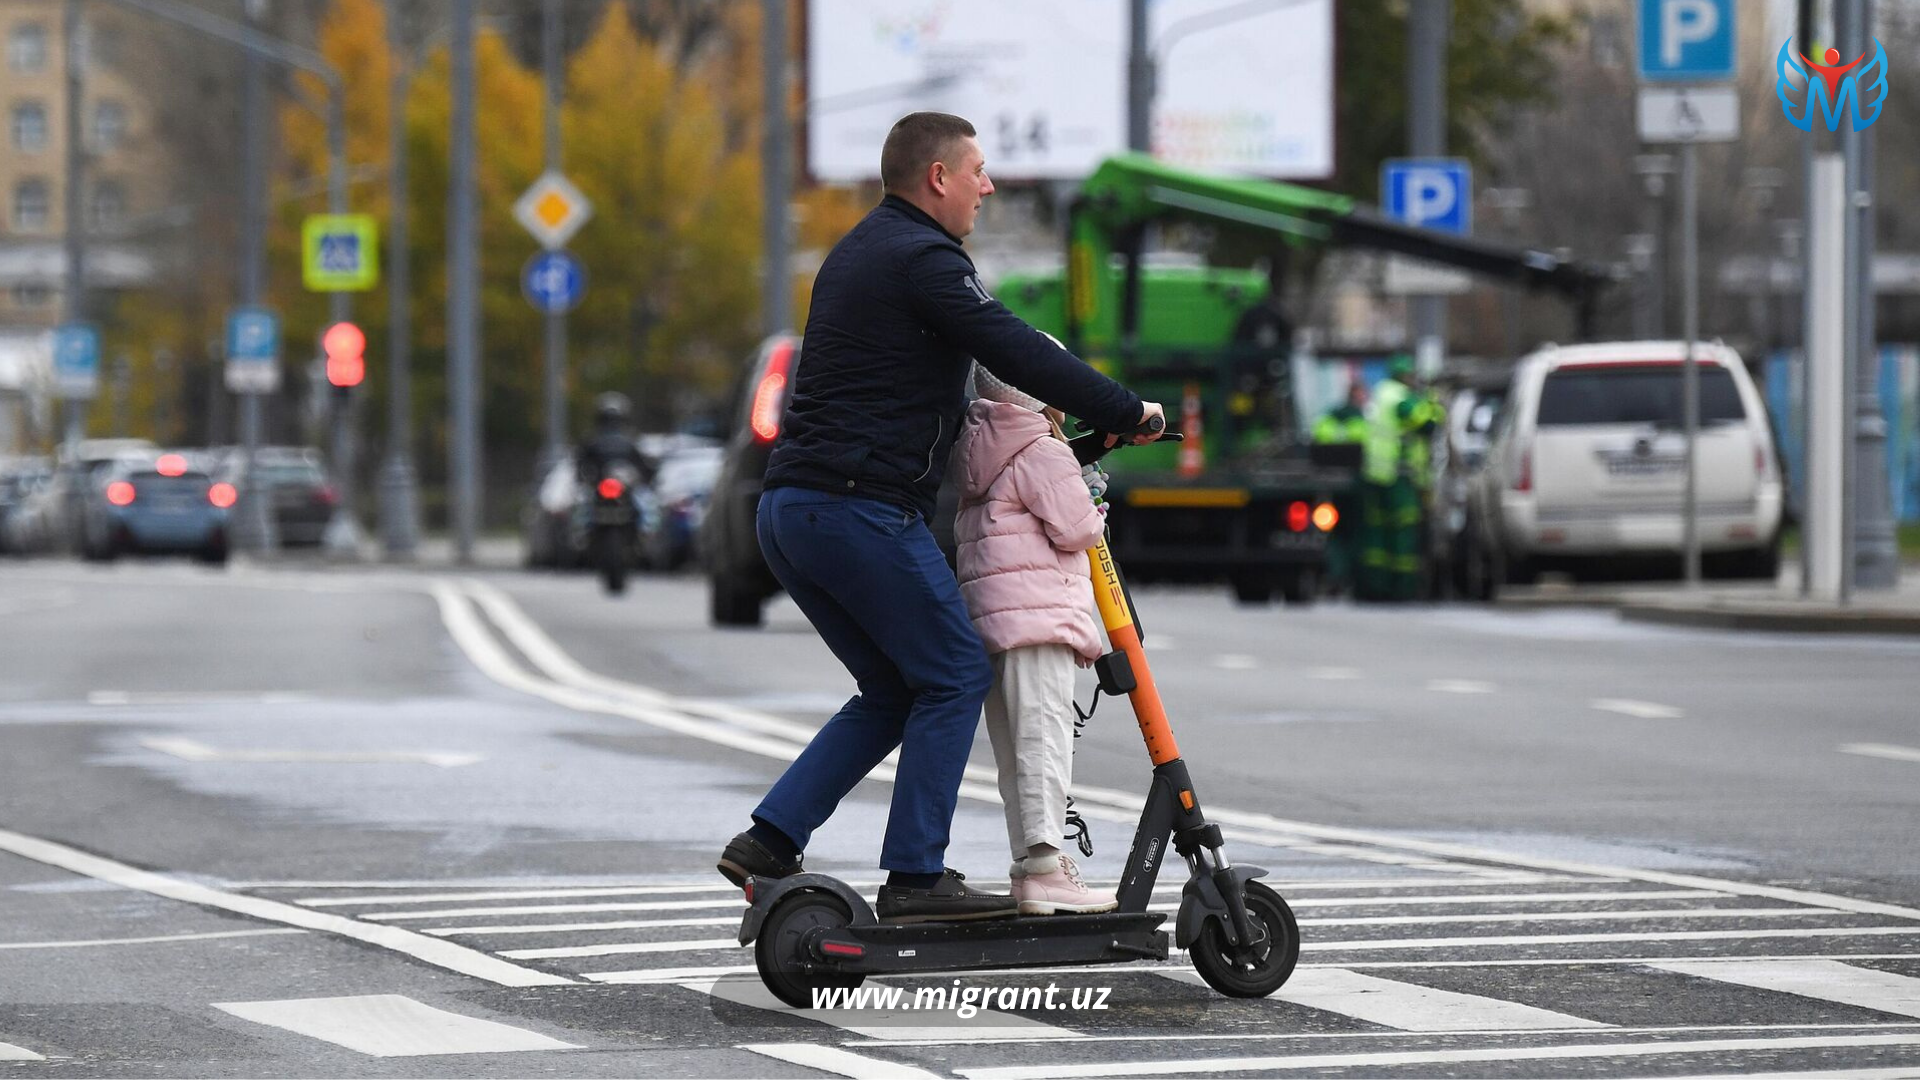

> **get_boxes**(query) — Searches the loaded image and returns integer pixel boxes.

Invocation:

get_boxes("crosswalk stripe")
[0,1041,44,1061]
[680,977,1083,1043]
[1653,959,1920,1020]
[1306,925,1920,951]
[367,898,745,920]
[741,1043,941,1079]
[297,884,744,906]
[425,916,737,937]
[213,995,580,1057]
[586,964,756,983]
[1155,967,1608,1031]
[503,938,740,959]
[953,1034,1920,1079]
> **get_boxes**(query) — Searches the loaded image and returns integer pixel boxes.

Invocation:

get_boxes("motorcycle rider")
[575,392,653,490]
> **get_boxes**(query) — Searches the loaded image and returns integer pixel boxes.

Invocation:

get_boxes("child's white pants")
[983,643,1079,858]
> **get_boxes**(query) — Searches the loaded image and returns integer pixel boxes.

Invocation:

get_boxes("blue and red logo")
[1777,38,1888,132]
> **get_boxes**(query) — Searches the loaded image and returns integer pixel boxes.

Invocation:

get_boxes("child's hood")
[954,398,1053,500]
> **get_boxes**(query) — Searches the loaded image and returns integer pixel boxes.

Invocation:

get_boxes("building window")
[90,179,124,230]
[11,101,48,152]
[91,100,126,152]
[10,282,53,309]
[13,179,50,232]
[7,23,48,73]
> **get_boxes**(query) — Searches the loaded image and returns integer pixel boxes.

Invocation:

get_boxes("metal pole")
[761,0,792,339]
[449,0,480,563]
[1807,154,1847,602]
[1797,0,1815,595]
[320,81,359,558]
[1407,0,1450,373]
[61,0,85,450]
[378,0,418,559]
[540,0,567,470]
[1127,0,1151,153]
[1849,0,1896,589]
[1680,141,1701,587]
[235,0,277,554]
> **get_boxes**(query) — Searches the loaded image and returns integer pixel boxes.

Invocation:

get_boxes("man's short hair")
[880,112,976,194]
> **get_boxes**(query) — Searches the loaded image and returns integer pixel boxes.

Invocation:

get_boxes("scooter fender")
[1175,864,1269,950]
[735,873,877,946]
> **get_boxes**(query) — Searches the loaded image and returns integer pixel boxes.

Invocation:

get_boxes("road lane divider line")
[1840,743,1920,765]
[850,1020,1920,1049]
[688,976,1083,1044]
[1591,698,1686,719]
[425,916,738,937]
[1651,959,1920,1021]
[0,1041,44,1062]
[1154,965,1609,1031]
[0,826,571,987]
[213,994,580,1057]
[951,1033,1920,1079]
[438,580,1920,924]
[504,938,741,959]
[296,884,747,906]
[0,928,305,950]
[741,1043,942,1080]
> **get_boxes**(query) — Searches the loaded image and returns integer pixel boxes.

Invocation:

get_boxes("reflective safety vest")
[1313,405,1367,445]
[1363,377,1411,485]
[1403,391,1446,491]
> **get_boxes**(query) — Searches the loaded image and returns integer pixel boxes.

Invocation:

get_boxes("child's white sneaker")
[1011,853,1117,915]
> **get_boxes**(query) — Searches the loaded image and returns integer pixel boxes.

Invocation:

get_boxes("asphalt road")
[1,557,1917,1079]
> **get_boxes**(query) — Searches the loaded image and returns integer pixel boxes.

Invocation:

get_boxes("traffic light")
[323,321,365,388]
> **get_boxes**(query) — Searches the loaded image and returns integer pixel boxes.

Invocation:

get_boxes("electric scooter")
[735,416,1301,1007]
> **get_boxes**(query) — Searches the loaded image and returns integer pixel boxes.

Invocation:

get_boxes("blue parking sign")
[1639,0,1735,82]
[52,324,99,399]
[1382,159,1472,235]
[226,307,281,393]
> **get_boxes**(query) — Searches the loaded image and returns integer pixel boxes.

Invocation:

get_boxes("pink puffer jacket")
[951,399,1107,661]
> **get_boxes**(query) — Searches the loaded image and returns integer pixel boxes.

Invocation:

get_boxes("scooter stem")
[1087,537,1180,765]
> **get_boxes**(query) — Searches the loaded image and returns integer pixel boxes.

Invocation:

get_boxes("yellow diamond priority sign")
[514,172,593,250]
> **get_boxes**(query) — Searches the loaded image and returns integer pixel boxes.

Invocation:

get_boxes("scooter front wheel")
[1189,880,1299,997]
[755,891,866,1009]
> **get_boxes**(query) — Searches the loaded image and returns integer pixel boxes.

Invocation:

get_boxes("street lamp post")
[378,0,419,560]
[1633,153,1674,340]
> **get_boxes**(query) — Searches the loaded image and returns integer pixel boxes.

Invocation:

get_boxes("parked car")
[1431,373,1509,599]
[9,439,157,555]
[219,447,336,547]
[80,451,232,564]
[0,457,51,555]
[1462,341,1783,592]
[644,445,724,571]
[702,334,961,627]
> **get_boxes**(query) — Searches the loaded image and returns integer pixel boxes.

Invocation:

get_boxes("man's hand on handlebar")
[1105,402,1167,448]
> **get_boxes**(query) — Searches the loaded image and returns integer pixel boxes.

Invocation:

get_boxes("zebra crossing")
[9,865,1869,1076]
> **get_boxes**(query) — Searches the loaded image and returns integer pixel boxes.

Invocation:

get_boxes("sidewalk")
[1497,565,1920,635]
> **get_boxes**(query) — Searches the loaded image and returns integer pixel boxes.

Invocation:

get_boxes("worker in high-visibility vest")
[1312,382,1368,594]
[1357,356,1441,602]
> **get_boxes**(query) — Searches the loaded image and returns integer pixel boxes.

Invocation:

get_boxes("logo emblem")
[1777,38,1888,132]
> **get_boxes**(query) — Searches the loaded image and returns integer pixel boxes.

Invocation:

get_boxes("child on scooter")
[951,363,1119,915]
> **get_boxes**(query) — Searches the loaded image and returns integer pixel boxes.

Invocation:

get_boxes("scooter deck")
[813,912,1169,976]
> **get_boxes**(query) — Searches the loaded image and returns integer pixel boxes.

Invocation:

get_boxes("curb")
[1618,603,1920,636]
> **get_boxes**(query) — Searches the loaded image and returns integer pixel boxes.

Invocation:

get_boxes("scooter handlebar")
[1070,417,1182,466]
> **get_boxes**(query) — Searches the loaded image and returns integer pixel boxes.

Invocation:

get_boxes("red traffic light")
[323,321,365,388]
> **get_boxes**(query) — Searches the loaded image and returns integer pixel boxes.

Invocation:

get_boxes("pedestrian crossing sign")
[301,214,380,292]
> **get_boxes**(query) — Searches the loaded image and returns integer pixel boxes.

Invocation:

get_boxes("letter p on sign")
[1640,0,1734,81]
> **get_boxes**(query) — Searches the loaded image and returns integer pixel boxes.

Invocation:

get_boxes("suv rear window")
[1537,365,1745,427]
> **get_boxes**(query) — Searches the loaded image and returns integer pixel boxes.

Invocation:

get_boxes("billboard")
[806,0,1334,182]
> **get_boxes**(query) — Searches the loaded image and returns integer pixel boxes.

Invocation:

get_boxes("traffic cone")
[1178,382,1205,478]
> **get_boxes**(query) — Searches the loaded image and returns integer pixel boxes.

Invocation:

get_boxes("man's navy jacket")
[764,195,1143,520]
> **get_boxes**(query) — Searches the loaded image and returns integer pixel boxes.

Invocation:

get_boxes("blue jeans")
[753,485,994,874]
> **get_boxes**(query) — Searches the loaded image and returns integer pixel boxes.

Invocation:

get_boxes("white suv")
[1464,341,1783,590]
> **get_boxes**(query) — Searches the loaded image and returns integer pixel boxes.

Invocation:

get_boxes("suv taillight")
[750,339,797,444]
[1755,446,1768,480]
[1514,445,1532,493]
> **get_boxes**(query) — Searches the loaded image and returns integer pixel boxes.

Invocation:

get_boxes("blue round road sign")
[523,250,585,314]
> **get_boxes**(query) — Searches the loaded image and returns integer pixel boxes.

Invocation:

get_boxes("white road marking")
[1212,654,1257,670]
[742,1043,941,1079]
[683,977,1082,1043]
[0,928,305,950]
[1624,1069,1920,1080]
[1591,698,1685,719]
[367,897,746,920]
[504,938,740,959]
[952,1034,1920,1079]
[296,883,745,906]
[1841,743,1920,765]
[426,916,736,937]
[214,995,579,1057]
[1426,679,1496,694]
[90,691,314,706]
[0,1041,44,1061]
[1305,925,1920,952]
[852,1021,1920,1049]
[1310,666,1362,680]
[142,737,481,768]
[585,964,756,983]
[1654,959,1920,1020]
[1156,965,1607,1031]
[439,581,1920,923]
[1287,889,1724,907]
[0,827,569,987]
[1302,907,1820,928]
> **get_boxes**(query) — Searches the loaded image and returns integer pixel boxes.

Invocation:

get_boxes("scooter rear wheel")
[755,891,866,1009]
[1189,880,1299,997]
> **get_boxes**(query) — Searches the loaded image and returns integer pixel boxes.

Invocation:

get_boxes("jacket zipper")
[912,416,943,484]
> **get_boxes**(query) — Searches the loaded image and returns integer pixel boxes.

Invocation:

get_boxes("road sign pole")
[1407,0,1450,375]
[450,0,480,565]
[540,0,567,475]
[61,0,85,454]
[762,0,792,340]
[379,0,419,560]
[1680,139,1701,587]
